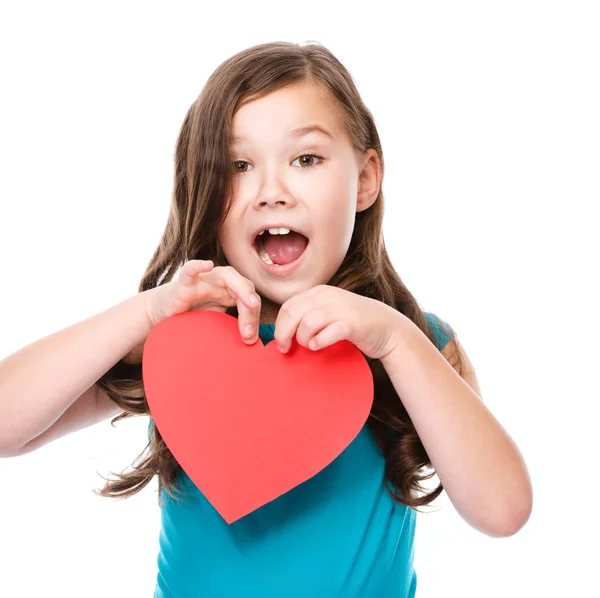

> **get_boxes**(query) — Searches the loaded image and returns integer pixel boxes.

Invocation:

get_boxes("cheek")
[216,230,237,267]
[317,211,354,267]
[336,217,355,255]
[217,193,242,249]
[218,216,240,250]
[319,191,356,240]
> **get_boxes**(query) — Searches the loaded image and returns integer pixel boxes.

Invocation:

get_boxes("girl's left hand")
[274,284,405,360]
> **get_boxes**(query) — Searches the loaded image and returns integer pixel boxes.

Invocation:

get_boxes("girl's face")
[219,80,380,317]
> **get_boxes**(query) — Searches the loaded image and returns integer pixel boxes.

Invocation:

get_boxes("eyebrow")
[229,125,334,145]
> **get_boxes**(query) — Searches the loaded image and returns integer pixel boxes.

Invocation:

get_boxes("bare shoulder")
[8,384,122,457]
[441,335,484,401]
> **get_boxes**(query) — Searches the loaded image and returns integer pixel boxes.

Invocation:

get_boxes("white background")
[0,1,598,596]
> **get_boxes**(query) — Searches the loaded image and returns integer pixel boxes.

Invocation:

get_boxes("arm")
[380,315,533,538]
[2,383,122,457]
[0,290,154,455]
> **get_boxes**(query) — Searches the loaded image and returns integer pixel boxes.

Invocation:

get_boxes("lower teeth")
[257,237,274,265]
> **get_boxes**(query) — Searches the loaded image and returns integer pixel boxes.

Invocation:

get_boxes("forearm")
[0,291,153,451]
[380,315,532,537]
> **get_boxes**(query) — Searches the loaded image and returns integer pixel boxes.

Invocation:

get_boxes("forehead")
[229,81,345,146]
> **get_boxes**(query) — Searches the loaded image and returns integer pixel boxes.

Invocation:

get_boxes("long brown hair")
[94,41,465,511]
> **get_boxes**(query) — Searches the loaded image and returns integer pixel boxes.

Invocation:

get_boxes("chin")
[254,260,344,304]
[256,279,320,305]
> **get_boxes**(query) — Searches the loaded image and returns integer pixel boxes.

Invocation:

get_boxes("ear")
[355,148,382,213]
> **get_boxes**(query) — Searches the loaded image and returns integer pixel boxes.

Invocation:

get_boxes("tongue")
[263,231,308,265]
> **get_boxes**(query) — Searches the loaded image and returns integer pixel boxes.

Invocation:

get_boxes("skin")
[218,80,382,331]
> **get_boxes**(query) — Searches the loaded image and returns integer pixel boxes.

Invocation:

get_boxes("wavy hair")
[94,41,466,511]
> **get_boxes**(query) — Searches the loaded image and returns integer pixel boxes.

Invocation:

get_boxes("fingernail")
[248,294,258,306]
[244,325,253,337]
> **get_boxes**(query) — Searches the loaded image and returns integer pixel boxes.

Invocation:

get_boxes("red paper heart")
[142,310,374,523]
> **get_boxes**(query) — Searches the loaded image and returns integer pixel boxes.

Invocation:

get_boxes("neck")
[258,295,280,325]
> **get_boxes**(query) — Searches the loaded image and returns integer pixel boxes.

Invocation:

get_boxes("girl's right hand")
[143,260,262,345]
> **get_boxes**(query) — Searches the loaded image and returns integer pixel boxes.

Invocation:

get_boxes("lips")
[251,236,309,276]
[248,222,310,276]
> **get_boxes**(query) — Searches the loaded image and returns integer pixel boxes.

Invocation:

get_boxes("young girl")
[0,41,532,597]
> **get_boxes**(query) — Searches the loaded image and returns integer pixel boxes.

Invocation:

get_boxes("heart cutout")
[142,310,374,523]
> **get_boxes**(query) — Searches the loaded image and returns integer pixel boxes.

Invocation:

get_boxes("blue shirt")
[150,312,453,597]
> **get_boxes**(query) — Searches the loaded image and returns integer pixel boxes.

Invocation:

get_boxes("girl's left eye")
[231,153,324,174]
[291,153,324,168]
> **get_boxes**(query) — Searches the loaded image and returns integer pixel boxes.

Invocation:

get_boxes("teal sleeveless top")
[150,312,453,597]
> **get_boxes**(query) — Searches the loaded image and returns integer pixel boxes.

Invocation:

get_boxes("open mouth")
[252,228,309,267]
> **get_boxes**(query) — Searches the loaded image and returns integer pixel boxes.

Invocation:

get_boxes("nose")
[254,195,291,209]
[252,165,297,210]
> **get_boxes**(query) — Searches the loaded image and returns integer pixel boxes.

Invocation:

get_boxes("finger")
[274,302,305,354]
[178,260,214,286]
[214,267,259,311]
[217,267,261,343]
[189,284,236,312]
[306,320,351,351]
[237,291,261,344]
[293,309,333,350]
[275,293,321,353]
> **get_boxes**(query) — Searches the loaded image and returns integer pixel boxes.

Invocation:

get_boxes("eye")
[232,160,250,174]
[292,154,324,168]
[231,153,325,175]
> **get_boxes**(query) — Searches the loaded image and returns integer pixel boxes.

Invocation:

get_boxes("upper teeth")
[258,227,291,236]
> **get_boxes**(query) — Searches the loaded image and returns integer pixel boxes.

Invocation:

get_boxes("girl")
[0,41,532,597]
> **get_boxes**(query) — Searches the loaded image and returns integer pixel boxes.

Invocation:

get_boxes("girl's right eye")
[232,160,250,174]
